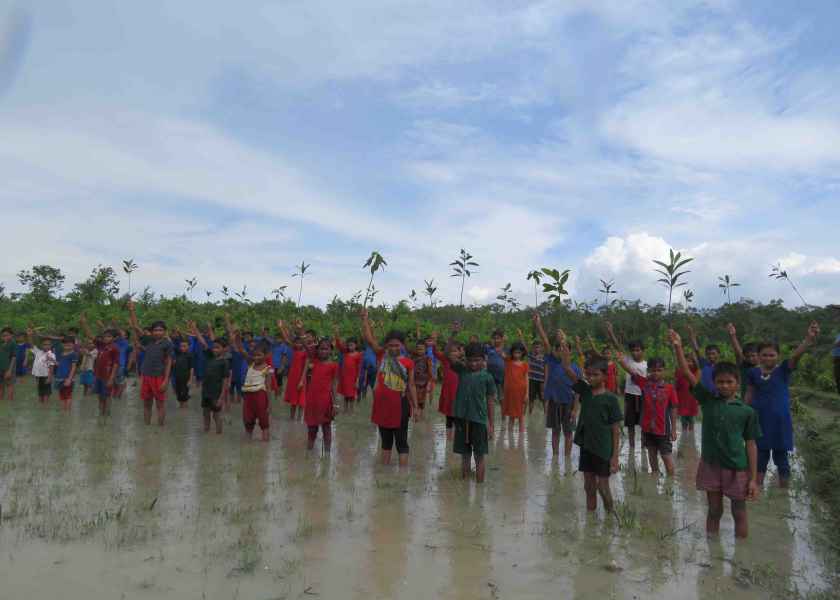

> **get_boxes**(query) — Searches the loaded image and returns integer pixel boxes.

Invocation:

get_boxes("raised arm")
[190,321,208,349]
[558,339,579,383]
[604,321,622,352]
[669,330,699,387]
[275,319,293,345]
[126,300,144,339]
[726,323,744,364]
[686,324,702,361]
[788,321,820,370]
[79,313,95,343]
[532,313,551,351]
[333,324,347,354]
[360,309,381,355]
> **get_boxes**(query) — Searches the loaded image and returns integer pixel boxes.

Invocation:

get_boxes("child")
[27,328,56,403]
[534,314,579,459]
[605,322,646,455]
[671,329,759,538]
[727,323,760,398]
[501,340,529,434]
[561,344,622,514]
[432,325,462,441]
[674,353,699,431]
[79,340,97,396]
[451,342,496,482]
[81,316,120,416]
[191,322,228,434]
[54,336,79,411]
[616,354,678,476]
[127,301,173,426]
[485,329,507,402]
[687,325,720,394]
[527,340,545,414]
[173,339,194,408]
[410,339,432,420]
[0,327,17,401]
[745,321,819,488]
[361,309,417,467]
[334,329,362,414]
[271,333,290,400]
[304,338,339,453]
[235,332,273,441]
[277,320,307,420]
[113,328,131,399]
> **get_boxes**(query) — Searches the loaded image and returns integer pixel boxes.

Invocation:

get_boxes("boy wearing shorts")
[451,342,496,483]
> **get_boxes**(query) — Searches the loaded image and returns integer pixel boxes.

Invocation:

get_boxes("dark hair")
[149,320,167,331]
[712,361,740,382]
[305,328,318,338]
[68,327,79,334]
[384,329,405,344]
[554,340,571,351]
[627,340,644,351]
[705,344,720,354]
[317,337,333,350]
[648,357,666,369]
[491,329,504,338]
[585,356,609,373]
[243,330,254,337]
[213,338,228,348]
[345,336,359,346]
[103,329,118,338]
[62,336,75,344]
[757,341,780,354]
[0,327,12,334]
[510,341,526,356]
[743,342,759,355]
[465,342,484,358]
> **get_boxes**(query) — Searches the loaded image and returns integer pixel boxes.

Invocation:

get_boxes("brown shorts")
[696,460,749,501]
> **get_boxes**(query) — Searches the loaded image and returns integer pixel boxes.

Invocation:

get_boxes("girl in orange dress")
[502,341,529,433]
[334,332,363,414]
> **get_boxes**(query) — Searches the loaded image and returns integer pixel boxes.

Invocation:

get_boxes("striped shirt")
[528,353,545,382]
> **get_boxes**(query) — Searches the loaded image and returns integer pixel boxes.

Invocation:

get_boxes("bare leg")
[213,411,223,434]
[551,428,560,456]
[564,432,573,458]
[398,453,409,468]
[706,491,723,536]
[647,448,659,474]
[475,455,486,483]
[462,454,470,479]
[662,454,675,477]
[584,473,598,511]
[597,476,614,513]
[381,449,392,465]
[143,399,153,425]
[731,499,748,538]
[203,409,211,432]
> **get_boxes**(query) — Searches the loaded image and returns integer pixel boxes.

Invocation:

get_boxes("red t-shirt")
[371,352,414,429]
[606,362,618,393]
[674,369,699,417]
[304,360,338,426]
[631,374,678,436]
[283,350,308,406]
[434,349,458,417]
[94,342,119,380]
[336,341,362,398]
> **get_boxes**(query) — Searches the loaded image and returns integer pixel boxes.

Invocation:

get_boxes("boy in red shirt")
[81,314,120,417]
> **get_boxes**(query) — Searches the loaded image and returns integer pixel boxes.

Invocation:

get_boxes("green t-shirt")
[451,364,497,426]
[693,383,761,471]
[0,341,15,373]
[202,351,230,401]
[739,361,754,398]
[572,380,622,461]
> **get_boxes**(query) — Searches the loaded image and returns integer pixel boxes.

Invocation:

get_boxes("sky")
[1,0,838,309]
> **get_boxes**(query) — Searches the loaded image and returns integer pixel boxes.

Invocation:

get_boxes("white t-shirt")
[623,358,647,396]
[31,347,56,378]
[242,364,273,392]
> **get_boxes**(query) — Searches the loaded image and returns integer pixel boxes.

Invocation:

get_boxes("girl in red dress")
[361,309,418,467]
[432,335,462,441]
[334,330,363,414]
[277,320,307,420]
[674,355,700,432]
[304,338,339,453]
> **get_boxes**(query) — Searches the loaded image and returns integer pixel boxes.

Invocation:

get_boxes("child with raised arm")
[410,337,432,421]
[745,321,819,489]
[534,314,580,459]
[605,322,646,457]
[560,341,621,514]
[727,323,760,398]
[527,339,546,414]
[432,323,463,441]
[277,319,307,420]
[79,340,97,396]
[615,351,678,476]
[27,328,56,404]
[231,329,273,441]
[674,352,699,432]
[361,309,417,467]
[451,342,496,482]
[671,329,759,538]
[334,327,362,414]
[501,335,529,434]
[304,338,339,453]
[127,301,173,426]
[54,336,79,412]
[0,327,17,401]
[687,324,721,394]
[80,315,119,416]
[190,322,228,434]
[173,338,194,408]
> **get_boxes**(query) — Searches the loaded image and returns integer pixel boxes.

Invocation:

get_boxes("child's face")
[648,365,665,381]
[469,335,480,344]
[413,343,425,357]
[41,340,52,351]
[585,367,605,388]
[1,332,11,343]
[151,325,166,340]
[252,350,265,364]
[491,334,503,347]
[179,341,189,353]
[62,342,74,354]
[347,341,357,352]
[714,373,739,398]
[759,347,779,370]
[447,348,460,363]
[630,346,644,361]
[706,348,720,363]
[244,333,253,342]
[385,339,402,357]
[511,348,524,360]
[317,343,331,360]
[212,343,225,357]
[102,333,114,345]
[745,350,759,366]
[16,334,25,344]
[467,355,483,372]
[532,343,543,355]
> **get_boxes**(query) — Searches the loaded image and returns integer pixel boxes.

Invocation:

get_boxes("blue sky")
[1,0,838,308]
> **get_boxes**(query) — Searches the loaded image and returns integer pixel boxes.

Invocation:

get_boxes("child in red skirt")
[277,320,307,420]
[431,331,462,442]
[334,329,362,414]
[304,338,339,453]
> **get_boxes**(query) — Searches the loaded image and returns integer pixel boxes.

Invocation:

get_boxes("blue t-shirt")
[190,336,207,378]
[832,334,840,358]
[485,346,506,385]
[115,338,131,371]
[699,358,718,395]
[15,343,29,375]
[747,361,794,451]
[544,355,580,405]
[55,352,79,380]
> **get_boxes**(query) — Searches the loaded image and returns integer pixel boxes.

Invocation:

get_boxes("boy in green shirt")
[559,341,622,514]
[451,342,496,483]
[0,327,17,401]
[671,330,760,539]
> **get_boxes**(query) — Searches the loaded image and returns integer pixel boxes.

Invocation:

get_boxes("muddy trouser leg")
[379,427,395,450]
[757,449,770,474]
[308,426,318,444]
[395,397,410,454]
[772,449,791,479]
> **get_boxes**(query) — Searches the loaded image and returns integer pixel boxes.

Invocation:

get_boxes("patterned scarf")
[379,353,408,393]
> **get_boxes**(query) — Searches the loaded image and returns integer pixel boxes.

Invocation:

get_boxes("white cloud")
[467,286,491,303]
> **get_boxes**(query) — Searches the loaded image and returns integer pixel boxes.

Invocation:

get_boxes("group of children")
[1,304,824,539]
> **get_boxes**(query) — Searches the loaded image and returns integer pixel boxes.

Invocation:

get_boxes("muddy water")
[0,381,837,600]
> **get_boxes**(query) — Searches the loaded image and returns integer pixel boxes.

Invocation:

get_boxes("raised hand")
[668,329,682,347]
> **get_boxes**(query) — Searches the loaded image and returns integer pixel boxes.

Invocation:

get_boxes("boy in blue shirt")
[54,336,79,411]
[534,315,579,459]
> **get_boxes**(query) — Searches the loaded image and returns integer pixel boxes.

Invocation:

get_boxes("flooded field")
[0,380,837,600]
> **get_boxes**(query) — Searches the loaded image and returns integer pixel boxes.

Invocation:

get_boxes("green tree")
[450,249,478,308]
[71,264,120,305]
[424,279,438,307]
[362,251,387,308]
[653,249,693,319]
[526,270,543,308]
[292,261,310,307]
[718,274,740,305]
[598,278,618,308]
[17,264,65,301]
[122,259,138,296]
[540,268,571,307]
[769,263,809,307]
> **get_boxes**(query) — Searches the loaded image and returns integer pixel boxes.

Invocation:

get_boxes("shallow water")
[0,381,837,600]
